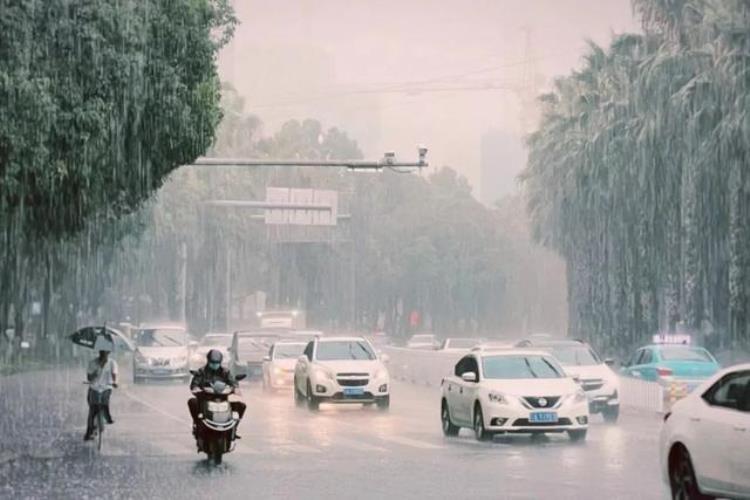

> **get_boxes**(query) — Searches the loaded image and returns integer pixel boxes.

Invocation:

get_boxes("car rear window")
[549,346,600,366]
[273,343,306,359]
[659,346,714,362]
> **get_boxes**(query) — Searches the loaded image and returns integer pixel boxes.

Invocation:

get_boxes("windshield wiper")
[524,358,539,378]
[541,358,562,376]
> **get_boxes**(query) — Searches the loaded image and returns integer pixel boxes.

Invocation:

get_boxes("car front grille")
[522,396,561,409]
[581,379,604,391]
[337,378,368,387]
[337,372,369,377]
[512,418,572,427]
[153,358,170,367]
[332,392,374,400]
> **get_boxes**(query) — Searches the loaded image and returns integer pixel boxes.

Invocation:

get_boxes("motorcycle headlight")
[488,392,507,404]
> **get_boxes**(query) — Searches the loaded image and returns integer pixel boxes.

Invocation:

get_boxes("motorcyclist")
[84,344,118,441]
[187,349,246,436]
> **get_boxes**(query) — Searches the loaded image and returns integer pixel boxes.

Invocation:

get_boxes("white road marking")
[372,434,444,450]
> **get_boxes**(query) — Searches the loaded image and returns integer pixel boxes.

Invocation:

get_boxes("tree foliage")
[0,0,235,353]
[522,0,750,353]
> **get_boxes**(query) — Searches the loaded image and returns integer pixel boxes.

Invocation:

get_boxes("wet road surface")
[0,367,667,499]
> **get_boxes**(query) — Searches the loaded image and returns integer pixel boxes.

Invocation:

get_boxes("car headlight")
[315,367,334,381]
[373,368,388,380]
[173,356,187,366]
[135,352,150,365]
[273,366,284,375]
[488,392,507,404]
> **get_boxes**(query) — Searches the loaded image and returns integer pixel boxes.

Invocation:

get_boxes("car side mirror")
[188,341,198,348]
[263,355,271,362]
[461,372,477,383]
[381,353,390,363]
[604,358,616,367]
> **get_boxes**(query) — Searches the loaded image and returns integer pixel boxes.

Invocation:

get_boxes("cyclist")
[84,341,118,441]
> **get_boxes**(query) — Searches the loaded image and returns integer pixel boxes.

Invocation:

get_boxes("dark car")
[229,330,281,379]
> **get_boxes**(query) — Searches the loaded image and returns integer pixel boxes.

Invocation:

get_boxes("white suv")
[440,349,589,441]
[660,363,750,499]
[294,336,390,411]
[516,338,620,422]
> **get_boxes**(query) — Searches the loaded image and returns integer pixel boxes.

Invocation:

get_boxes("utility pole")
[225,243,231,331]
[179,241,187,324]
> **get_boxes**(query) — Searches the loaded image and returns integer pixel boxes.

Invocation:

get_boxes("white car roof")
[274,340,308,346]
[139,323,186,331]
[476,349,550,358]
[317,336,367,343]
[717,363,750,374]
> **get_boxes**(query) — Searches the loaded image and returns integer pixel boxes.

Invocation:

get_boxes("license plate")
[207,401,230,412]
[529,412,558,423]
[343,388,364,397]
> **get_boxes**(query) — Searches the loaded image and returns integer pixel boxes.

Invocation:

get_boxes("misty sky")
[218,0,637,200]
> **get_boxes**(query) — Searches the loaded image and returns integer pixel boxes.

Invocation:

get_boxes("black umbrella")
[69,325,133,351]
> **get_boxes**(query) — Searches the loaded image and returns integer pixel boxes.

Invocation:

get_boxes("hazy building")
[479,129,526,206]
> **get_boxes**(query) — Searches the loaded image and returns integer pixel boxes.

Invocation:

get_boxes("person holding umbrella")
[84,337,118,441]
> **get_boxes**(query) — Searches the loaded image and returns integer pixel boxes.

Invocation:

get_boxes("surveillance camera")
[417,145,428,161]
[383,151,396,165]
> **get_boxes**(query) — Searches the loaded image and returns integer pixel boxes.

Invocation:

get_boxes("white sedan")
[294,336,390,410]
[660,363,750,499]
[262,341,306,390]
[440,349,589,441]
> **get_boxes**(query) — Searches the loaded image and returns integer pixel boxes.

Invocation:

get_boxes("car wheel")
[669,446,712,500]
[376,395,390,411]
[568,429,587,442]
[441,400,459,437]
[602,406,619,423]
[294,377,305,407]
[306,381,320,411]
[473,404,491,442]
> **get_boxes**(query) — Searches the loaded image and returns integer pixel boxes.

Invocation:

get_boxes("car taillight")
[663,411,671,422]
[656,367,673,377]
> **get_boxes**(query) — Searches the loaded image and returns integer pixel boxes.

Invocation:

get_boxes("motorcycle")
[190,371,246,465]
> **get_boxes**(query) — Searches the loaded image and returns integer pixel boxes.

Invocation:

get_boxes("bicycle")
[83,382,114,452]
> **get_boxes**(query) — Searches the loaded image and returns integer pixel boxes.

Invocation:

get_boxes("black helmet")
[206,349,223,364]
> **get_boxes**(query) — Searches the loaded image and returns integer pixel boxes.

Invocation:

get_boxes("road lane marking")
[372,434,444,450]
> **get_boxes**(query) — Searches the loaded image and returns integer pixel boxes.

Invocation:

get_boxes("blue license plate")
[529,412,558,423]
[343,388,364,397]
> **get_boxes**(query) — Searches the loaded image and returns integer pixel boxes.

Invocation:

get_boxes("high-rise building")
[479,128,526,206]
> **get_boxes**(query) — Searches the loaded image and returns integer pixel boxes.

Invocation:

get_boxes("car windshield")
[273,343,305,359]
[659,346,714,362]
[316,341,375,361]
[549,346,601,366]
[446,339,480,349]
[201,335,230,346]
[135,329,188,347]
[482,355,564,379]
[238,336,276,352]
